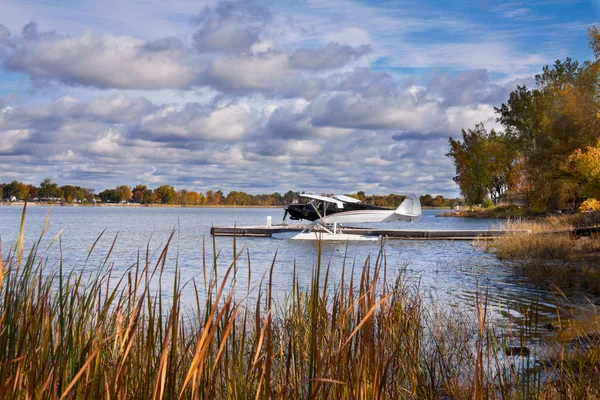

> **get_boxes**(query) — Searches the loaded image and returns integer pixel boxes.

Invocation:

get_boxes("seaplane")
[273,193,421,240]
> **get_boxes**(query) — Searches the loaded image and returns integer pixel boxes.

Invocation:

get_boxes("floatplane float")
[273,193,422,241]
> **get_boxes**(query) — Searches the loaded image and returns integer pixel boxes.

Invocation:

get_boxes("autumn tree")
[154,185,178,204]
[26,184,38,200]
[225,191,252,205]
[115,185,132,203]
[61,185,87,203]
[204,190,223,205]
[569,140,600,200]
[495,50,600,209]
[132,185,153,204]
[445,27,600,210]
[183,191,204,205]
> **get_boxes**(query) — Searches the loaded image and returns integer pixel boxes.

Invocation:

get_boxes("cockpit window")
[309,200,337,214]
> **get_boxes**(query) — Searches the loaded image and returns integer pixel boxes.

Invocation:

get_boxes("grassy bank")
[1,206,599,398]
[486,213,600,294]
[438,205,545,219]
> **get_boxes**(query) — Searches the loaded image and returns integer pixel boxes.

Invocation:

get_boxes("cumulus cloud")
[2,22,197,89]
[264,106,352,139]
[204,52,292,91]
[424,69,531,107]
[134,101,254,142]
[1,94,157,127]
[0,90,472,194]
[0,7,372,96]
[0,24,10,41]
[307,90,447,133]
[192,0,271,54]
[0,0,562,195]
[290,43,371,70]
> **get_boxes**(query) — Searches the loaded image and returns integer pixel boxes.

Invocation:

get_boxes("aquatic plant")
[0,204,598,398]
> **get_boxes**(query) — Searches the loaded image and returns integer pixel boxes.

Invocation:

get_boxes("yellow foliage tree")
[569,139,600,199]
[578,198,600,213]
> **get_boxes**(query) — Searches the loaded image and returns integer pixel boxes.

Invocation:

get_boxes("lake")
[0,205,589,328]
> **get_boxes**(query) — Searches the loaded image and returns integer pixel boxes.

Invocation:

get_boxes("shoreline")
[0,202,283,209]
[437,207,544,219]
[1,202,452,210]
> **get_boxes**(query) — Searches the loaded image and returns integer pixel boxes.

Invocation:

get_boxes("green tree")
[484,133,515,205]
[38,178,59,199]
[84,188,96,202]
[4,181,29,200]
[99,189,119,203]
[447,124,491,206]
[283,191,298,204]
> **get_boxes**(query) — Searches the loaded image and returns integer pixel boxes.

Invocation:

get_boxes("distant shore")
[0,202,282,208]
[1,202,452,210]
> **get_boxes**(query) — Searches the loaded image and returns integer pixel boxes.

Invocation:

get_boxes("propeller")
[282,208,289,224]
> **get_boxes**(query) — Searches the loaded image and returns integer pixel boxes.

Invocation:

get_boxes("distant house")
[9,196,17,202]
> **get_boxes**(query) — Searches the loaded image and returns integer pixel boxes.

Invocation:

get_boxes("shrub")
[578,198,600,213]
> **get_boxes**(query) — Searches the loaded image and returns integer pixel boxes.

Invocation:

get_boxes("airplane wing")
[333,194,361,204]
[300,193,344,209]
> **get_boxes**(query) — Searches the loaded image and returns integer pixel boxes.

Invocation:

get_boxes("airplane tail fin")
[395,193,421,221]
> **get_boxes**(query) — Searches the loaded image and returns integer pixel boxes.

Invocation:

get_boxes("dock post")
[267,216,272,228]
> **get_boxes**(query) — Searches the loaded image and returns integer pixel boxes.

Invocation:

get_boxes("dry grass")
[0,204,599,398]
[487,213,600,260]
[439,204,539,219]
[486,214,600,295]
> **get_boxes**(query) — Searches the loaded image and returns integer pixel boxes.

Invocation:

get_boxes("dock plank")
[210,225,525,240]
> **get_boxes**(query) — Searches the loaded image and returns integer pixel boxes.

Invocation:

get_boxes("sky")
[0,0,596,196]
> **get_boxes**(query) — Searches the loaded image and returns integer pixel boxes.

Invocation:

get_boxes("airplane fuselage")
[286,202,391,222]
[281,193,421,231]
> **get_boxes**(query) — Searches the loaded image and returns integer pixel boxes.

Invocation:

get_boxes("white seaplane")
[272,193,421,241]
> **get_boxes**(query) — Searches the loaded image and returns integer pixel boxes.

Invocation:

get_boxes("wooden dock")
[210,225,523,240]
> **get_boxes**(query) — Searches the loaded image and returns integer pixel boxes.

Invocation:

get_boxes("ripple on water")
[0,206,594,329]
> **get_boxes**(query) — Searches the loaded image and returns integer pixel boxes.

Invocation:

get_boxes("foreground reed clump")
[1,205,599,399]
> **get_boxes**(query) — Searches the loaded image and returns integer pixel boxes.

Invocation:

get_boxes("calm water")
[0,205,590,328]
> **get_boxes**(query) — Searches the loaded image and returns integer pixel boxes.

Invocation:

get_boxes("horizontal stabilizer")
[395,193,421,221]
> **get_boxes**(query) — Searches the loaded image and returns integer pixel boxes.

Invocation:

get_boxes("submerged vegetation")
[0,205,599,398]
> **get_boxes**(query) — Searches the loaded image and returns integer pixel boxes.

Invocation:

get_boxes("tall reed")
[0,205,598,398]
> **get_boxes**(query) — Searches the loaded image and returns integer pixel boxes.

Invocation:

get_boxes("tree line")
[447,27,600,211]
[0,179,459,208]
